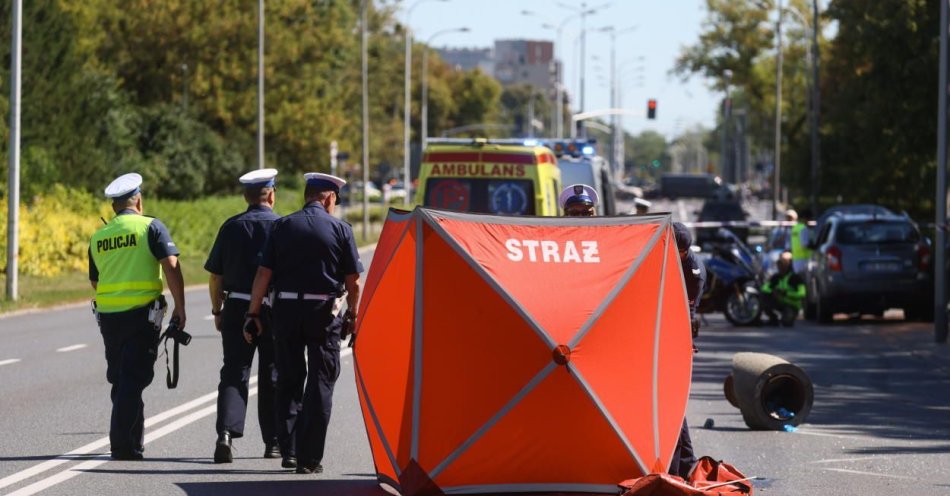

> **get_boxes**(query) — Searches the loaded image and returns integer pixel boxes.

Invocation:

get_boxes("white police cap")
[559,183,599,209]
[104,172,143,199]
[634,198,652,208]
[304,172,346,191]
[239,168,278,187]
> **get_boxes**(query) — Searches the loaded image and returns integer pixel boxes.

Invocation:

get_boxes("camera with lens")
[164,316,192,346]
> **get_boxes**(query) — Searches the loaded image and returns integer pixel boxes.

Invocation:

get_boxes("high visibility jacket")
[761,271,806,310]
[790,222,811,261]
[90,214,163,313]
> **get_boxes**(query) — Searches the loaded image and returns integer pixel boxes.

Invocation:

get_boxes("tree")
[821,0,938,217]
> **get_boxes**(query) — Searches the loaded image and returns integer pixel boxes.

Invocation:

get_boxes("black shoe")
[214,432,233,464]
[264,442,281,459]
[295,462,323,474]
[111,449,144,461]
[281,456,297,469]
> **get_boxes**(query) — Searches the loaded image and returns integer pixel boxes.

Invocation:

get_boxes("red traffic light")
[647,99,657,119]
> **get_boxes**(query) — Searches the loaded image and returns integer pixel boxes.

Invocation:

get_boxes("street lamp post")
[361,0,370,240]
[772,0,784,221]
[597,25,636,179]
[6,0,22,301]
[257,0,265,169]
[557,1,610,137]
[404,0,447,203]
[537,14,578,138]
[421,27,469,150]
[781,3,822,215]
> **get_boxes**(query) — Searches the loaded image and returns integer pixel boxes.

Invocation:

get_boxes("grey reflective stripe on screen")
[568,217,669,348]
[421,210,558,350]
[429,362,557,479]
[353,358,401,477]
[442,483,619,494]
[411,214,424,461]
[652,229,670,462]
[567,363,650,475]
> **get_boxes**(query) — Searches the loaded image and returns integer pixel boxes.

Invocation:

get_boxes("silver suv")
[804,212,933,323]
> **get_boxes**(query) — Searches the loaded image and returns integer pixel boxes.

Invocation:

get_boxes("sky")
[407,0,718,139]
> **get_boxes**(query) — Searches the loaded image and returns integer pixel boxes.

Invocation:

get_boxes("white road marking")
[811,456,882,464]
[0,348,352,494]
[55,344,87,353]
[0,359,20,367]
[821,468,917,480]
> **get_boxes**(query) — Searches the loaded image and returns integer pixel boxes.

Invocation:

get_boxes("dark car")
[804,212,933,322]
[695,200,749,248]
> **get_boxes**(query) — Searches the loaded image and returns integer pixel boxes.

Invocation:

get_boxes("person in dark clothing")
[245,172,363,475]
[206,168,281,463]
[760,251,806,327]
[669,222,704,479]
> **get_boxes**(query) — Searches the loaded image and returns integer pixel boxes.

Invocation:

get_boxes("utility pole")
[361,0,370,241]
[257,0,265,169]
[6,0,22,301]
[772,0,784,220]
[935,0,948,343]
[810,0,821,215]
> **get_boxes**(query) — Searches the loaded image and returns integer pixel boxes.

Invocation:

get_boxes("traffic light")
[647,99,657,120]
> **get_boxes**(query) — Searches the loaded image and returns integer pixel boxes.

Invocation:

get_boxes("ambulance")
[416,139,562,216]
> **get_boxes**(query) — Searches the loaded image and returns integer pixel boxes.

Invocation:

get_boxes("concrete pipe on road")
[724,352,814,430]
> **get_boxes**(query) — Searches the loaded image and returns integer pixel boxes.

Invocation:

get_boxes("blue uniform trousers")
[99,306,158,455]
[271,299,342,466]
[216,299,278,444]
[669,419,696,478]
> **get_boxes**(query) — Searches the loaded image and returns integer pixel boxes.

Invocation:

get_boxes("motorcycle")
[697,228,763,326]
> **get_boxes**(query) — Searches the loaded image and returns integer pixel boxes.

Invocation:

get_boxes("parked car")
[814,204,895,232]
[340,181,383,203]
[695,200,749,248]
[804,211,933,322]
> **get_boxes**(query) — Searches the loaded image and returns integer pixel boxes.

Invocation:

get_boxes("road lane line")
[811,456,882,464]
[0,359,20,367]
[0,348,351,494]
[821,468,916,480]
[55,344,87,353]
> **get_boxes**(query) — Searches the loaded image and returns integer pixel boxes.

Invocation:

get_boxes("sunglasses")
[565,208,595,217]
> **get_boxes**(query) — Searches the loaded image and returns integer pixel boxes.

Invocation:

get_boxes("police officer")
[245,172,363,475]
[791,208,813,275]
[206,169,281,463]
[560,183,599,217]
[760,251,807,327]
[88,173,186,460]
[634,198,652,216]
[670,222,705,478]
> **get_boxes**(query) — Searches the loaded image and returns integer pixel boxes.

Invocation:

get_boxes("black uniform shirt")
[260,202,363,294]
[681,249,707,318]
[204,204,280,293]
[88,209,180,282]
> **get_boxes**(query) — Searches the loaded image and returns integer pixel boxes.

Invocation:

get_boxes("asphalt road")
[2,205,949,496]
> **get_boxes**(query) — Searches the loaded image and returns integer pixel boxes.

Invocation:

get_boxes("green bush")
[0,185,111,277]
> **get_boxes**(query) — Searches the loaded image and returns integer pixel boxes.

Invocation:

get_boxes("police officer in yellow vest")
[88,173,186,460]
[790,209,813,275]
[761,251,807,326]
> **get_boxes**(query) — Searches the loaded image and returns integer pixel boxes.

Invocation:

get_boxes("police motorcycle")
[697,228,763,326]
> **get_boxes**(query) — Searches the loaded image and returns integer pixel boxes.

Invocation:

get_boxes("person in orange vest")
[89,173,186,460]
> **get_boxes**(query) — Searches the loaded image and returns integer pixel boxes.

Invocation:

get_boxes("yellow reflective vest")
[790,222,811,261]
[90,214,163,313]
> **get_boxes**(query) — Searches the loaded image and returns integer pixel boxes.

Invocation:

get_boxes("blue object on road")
[783,424,798,432]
